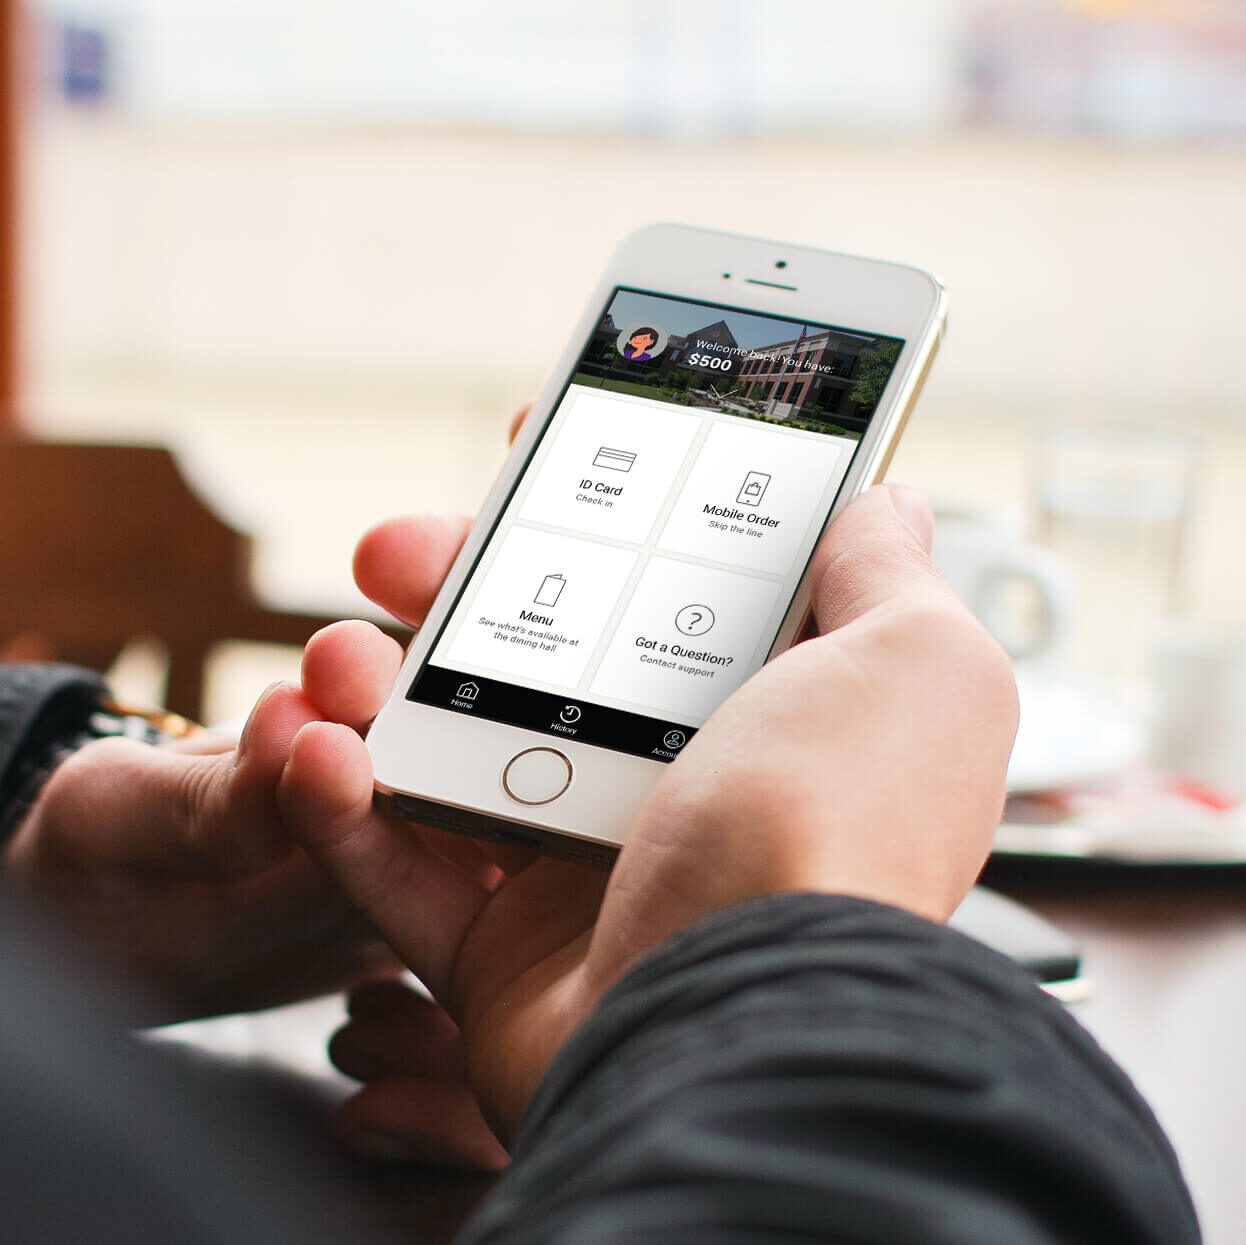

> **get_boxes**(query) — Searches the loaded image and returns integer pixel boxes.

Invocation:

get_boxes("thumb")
[277,721,491,1005]
[809,484,944,634]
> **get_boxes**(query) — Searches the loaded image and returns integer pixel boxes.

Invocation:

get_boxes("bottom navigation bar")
[406,665,696,764]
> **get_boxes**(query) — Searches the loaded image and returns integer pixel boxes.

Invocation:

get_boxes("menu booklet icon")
[593,447,637,473]
[534,573,567,607]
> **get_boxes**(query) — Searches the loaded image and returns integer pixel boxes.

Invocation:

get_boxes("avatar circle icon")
[674,604,715,636]
[663,730,687,750]
[617,322,668,363]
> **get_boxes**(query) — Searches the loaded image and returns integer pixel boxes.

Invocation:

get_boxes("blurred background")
[6,4,1246,1238]
[10,0,1245,721]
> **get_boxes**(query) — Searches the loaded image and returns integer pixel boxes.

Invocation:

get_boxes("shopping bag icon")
[534,574,566,607]
[737,471,771,507]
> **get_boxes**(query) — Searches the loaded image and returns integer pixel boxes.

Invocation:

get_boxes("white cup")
[932,502,1073,665]
[1033,429,1199,683]
[1149,623,1246,800]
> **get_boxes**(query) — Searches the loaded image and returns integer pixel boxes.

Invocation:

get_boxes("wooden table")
[984,857,1246,1245]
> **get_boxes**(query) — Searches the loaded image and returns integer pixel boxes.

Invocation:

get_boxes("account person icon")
[617,323,668,362]
[622,327,658,361]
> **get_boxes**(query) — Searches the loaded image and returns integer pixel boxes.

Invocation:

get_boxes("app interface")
[408,288,904,762]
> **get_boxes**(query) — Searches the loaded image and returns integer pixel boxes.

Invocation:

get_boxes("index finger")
[353,513,472,629]
[508,404,531,444]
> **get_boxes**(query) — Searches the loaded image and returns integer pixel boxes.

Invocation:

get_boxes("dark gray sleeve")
[0,663,109,846]
[460,894,1200,1245]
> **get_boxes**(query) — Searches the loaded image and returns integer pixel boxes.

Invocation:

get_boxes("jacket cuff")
[0,663,109,847]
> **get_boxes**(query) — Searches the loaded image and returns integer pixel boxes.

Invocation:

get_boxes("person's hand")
[0,410,518,1030]
[1,668,408,1024]
[280,483,1018,1141]
[329,978,508,1170]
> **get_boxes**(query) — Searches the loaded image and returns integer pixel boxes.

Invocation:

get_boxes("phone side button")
[501,747,574,806]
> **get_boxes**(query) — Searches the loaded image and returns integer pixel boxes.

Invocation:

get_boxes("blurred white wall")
[24,0,1246,631]
[27,122,1246,416]
[44,0,968,133]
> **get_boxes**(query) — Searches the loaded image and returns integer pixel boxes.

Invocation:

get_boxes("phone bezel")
[368,224,947,853]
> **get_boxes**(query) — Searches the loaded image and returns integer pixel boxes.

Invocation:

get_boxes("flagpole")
[763,323,806,421]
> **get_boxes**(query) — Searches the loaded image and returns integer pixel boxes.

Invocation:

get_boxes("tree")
[850,340,901,410]
[597,343,619,386]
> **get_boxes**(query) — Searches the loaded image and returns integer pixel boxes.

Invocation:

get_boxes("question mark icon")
[675,604,716,636]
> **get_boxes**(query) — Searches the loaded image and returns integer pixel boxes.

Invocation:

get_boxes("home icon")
[456,681,480,701]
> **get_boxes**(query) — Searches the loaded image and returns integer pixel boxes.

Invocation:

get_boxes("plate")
[996,768,1246,865]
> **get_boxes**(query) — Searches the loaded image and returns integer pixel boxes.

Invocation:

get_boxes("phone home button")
[501,747,573,806]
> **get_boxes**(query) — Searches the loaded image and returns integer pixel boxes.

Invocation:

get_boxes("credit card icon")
[593,447,637,473]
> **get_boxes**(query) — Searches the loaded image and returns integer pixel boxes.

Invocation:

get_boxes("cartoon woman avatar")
[622,326,659,361]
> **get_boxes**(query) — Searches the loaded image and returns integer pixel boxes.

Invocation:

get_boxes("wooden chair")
[0,438,407,719]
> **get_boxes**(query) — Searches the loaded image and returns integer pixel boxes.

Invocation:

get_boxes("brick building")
[736,327,882,433]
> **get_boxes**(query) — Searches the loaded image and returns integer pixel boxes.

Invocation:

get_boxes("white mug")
[932,502,1073,665]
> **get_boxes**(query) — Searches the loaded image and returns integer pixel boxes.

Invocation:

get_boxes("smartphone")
[368,224,947,866]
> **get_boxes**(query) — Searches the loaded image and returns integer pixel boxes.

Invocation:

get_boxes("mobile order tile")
[443,526,636,687]
[590,557,782,722]
[658,420,849,575]
[517,389,701,544]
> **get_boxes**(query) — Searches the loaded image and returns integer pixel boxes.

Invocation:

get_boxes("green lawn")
[570,372,862,441]
[571,372,667,400]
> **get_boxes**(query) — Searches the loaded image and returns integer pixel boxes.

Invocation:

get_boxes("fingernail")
[235,681,287,759]
[885,484,934,553]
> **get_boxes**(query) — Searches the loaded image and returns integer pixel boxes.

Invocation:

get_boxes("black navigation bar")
[406,665,695,764]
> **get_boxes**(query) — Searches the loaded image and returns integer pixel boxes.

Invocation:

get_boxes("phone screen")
[407,287,904,762]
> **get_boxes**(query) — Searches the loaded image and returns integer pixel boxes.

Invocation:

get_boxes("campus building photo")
[573,310,900,439]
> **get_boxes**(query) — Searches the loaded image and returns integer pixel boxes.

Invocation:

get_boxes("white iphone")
[368,224,947,867]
